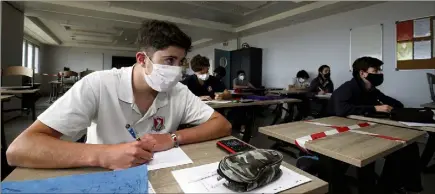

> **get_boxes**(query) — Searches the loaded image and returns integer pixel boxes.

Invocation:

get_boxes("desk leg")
[318,154,350,194]
[1,101,7,149]
[356,163,377,194]
[242,107,255,143]
[271,104,282,125]
[421,132,435,171]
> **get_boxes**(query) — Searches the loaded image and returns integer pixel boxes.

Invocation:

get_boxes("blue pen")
[125,124,141,141]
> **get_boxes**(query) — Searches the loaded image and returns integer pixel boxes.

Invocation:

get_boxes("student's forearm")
[176,112,231,145]
[7,132,104,168]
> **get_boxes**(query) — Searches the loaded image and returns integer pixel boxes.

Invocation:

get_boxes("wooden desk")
[259,116,425,167]
[268,89,308,95]
[4,137,328,194]
[207,98,301,109]
[1,95,14,101]
[348,115,435,133]
[0,89,40,94]
[1,89,40,121]
[1,86,32,90]
[208,98,301,143]
[421,102,435,109]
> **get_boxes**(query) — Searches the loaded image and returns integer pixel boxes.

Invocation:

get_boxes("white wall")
[187,39,237,74]
[237,1,435,108]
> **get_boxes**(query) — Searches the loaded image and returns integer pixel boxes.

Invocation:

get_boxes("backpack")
[390,108,435,123]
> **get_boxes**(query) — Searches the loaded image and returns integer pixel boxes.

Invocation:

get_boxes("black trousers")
[420,132,435,170]
[287,94,310,120]
[319,143,422,194]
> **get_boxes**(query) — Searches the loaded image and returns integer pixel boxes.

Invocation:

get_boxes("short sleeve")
[181,88,214,125]
[37,74,99,137]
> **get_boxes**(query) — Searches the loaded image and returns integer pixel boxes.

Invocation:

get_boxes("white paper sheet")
[315,93,332,98]
[172,162,311,193]
[148,181,155,194]
[399,121,435,127]
[148,147,193,171]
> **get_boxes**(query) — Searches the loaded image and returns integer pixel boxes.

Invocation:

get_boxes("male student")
[233,70,255,89]
[328,56,422,193]
[181,55,225,100]
[6,20,232,170]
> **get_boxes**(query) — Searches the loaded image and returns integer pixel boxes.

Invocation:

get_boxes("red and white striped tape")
[295,121,406,152]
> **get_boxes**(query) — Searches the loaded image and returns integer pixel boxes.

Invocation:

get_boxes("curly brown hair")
[137,20,192,54]
[190,55,210,72]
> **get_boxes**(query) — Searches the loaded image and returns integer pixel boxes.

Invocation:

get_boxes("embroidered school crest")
[207,86,213,92]
[153,116,165,131]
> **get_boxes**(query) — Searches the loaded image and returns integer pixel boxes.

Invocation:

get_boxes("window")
[35,47,39,74]
[21,40,40,73]
[396,16,435,70]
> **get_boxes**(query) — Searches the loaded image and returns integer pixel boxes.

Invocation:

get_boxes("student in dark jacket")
[181,55,224,100]
[309,65,334,95]
[328,56,422,193]
[213,66,227,90]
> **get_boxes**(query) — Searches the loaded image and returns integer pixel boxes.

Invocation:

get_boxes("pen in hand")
[126,124,141,141]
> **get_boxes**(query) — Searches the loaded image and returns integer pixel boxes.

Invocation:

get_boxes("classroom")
[1,1,435,194]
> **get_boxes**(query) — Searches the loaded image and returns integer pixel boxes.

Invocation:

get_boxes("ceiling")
[17,1,383,51]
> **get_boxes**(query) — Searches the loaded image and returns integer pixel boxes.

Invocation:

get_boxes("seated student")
[309,65,333,94]
[292,70,310,88]
[233,70,255,89]
[6,20,231,170]
[181,55,225,101]
[328,56,422,193]
[213,66,227,89]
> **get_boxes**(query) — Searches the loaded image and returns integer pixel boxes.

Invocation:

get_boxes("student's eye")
[164,58,174,65]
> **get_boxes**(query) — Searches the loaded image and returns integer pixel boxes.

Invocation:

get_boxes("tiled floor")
[2,97,435,193]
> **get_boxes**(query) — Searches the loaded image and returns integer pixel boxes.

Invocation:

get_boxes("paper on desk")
[172,162,311,193]
[1,165,148,193]
[148,181,155,194]
[316,93,332,97]
[148,147,192,171]
[399,121,435,127]
[205,100,232,104]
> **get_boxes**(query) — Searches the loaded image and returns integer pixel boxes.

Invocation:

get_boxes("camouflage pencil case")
[217,149,283,192]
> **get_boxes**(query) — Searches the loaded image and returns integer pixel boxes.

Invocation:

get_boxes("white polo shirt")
[38,66,215,144]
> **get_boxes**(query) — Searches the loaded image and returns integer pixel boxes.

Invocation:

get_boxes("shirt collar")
[117,66,169,110]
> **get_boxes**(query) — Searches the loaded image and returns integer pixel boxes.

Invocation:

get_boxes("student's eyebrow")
[161,55,178,59]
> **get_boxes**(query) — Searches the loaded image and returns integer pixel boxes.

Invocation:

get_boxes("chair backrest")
[1,66,34,87]
[79,69,94,78]
[60,71,79,84]
[427,73,435,102]
[2,66,33,77]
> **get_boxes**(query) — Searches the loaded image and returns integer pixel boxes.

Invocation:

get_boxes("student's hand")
[97,140,155,170]
[142,134,175,152]
[318,91,326,95]
[215,93,223,100]
[375,105,393,113]
[200,96,212,101]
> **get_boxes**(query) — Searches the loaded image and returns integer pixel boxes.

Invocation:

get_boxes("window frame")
[22,39,40,73]
[396,15,435,70]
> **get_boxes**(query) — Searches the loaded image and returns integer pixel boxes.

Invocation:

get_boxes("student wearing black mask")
[309,65,334,94]
[328,56,422,194]
[328,57,402,116]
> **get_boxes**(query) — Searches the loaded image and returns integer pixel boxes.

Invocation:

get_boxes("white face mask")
[239,75,245,80]
[143,54,182,92]
[197,73,209,81]
[298,78,305,83]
